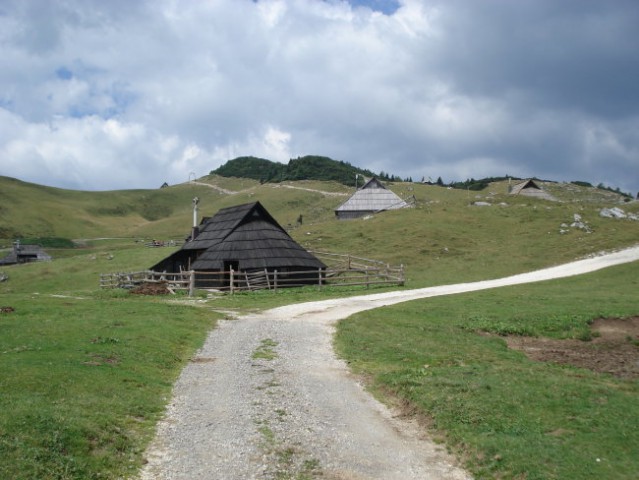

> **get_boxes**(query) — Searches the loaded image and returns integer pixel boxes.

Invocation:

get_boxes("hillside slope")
[1,175,637,288]
[0,176,226,240]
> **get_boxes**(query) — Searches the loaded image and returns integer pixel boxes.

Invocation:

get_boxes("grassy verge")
[0,256,219,479]
[334,261,639,479]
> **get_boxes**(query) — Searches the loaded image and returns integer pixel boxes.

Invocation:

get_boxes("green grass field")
[335,262,639,479]
[0,293,217,480]
[1,175,638,478]
[0,248,220,479]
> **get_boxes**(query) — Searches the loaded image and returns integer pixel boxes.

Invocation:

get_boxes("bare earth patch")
[130,282,171,295]
[505,317,639,379]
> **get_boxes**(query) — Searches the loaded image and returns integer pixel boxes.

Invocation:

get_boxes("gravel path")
[187,180,348,198]
[271,184,349,197]
[139,246,639,480]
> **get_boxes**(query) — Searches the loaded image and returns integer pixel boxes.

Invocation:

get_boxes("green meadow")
[335,262,639,479]
[1,174,638,478]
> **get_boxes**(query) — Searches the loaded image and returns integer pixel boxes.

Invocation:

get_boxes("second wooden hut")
[335,177,408,219]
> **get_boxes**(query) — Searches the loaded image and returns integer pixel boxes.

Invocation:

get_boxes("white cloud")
[208,126,292,165]
[0,108,196,190]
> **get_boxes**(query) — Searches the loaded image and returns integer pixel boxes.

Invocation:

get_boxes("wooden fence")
[99,271,193,292]
[310,251,402,274]
[100,252,404,296]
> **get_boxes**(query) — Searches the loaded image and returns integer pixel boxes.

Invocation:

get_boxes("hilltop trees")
[211,156,398,187]
[213,156,285,183]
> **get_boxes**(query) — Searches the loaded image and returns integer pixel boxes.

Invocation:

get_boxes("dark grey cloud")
[426,1,639,117]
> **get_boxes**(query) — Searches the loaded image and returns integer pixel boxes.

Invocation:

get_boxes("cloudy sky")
[1,0,638,194]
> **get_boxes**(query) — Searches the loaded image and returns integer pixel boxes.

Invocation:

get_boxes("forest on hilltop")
[211,155,402,187]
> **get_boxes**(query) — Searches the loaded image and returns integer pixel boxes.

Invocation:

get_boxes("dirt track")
[139,246,639,480]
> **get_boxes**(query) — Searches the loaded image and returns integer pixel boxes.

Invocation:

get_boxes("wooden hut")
[335,177,408,219]
[509,179,556,201]
[150,201,325,289]
[0,241,51,265]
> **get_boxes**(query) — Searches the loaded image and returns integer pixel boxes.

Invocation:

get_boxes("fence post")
[189,271,195,297]
[265,268,271,289]
[400,264,404,286]
[366,268,370,289]
[318,269,323,288]
[230,268,235,295]
[274,270,278,290]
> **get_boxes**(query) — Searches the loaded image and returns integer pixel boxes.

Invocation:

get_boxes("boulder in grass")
[600,207,639,220]
[600,207,627,219]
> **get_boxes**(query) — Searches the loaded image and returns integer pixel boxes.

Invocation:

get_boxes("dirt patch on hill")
[506,317,639,379]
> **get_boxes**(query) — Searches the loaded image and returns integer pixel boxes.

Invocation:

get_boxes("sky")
[0,0,638,194]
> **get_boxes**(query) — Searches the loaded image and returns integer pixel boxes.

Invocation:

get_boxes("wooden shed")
[150,201,325,288]
[335,178,408,220]
[0,241,51,266]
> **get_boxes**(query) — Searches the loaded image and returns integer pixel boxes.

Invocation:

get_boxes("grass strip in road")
[335,262,639,480]
[252,338,279,361]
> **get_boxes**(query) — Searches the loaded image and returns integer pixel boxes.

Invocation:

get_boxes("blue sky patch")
[55,66,73,80]
[346,0,399,14]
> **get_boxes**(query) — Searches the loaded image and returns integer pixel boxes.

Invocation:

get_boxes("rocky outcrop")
[600,207,638,220]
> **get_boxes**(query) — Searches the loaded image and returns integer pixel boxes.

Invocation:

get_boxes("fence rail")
[310,251,391,271]
[99,271,193,291]
[100,253,403,296]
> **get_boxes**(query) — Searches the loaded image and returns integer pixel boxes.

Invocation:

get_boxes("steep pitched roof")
[152,202,325,272]
[509,179,557,201]
[335,177,407,215]
[510,179,541,195]
[182,202,269,251]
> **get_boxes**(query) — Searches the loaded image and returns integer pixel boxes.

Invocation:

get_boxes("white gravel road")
[139,246,639,480]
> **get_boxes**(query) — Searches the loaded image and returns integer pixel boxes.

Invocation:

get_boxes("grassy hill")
[1,175,638,285]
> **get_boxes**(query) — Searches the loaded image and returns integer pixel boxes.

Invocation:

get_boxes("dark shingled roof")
[152,202,325,272]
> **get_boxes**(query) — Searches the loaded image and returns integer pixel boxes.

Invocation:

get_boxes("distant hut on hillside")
[0,241,51,266]
[335,178,408,220]
[150,201,325,289]
[509,179,556,201]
